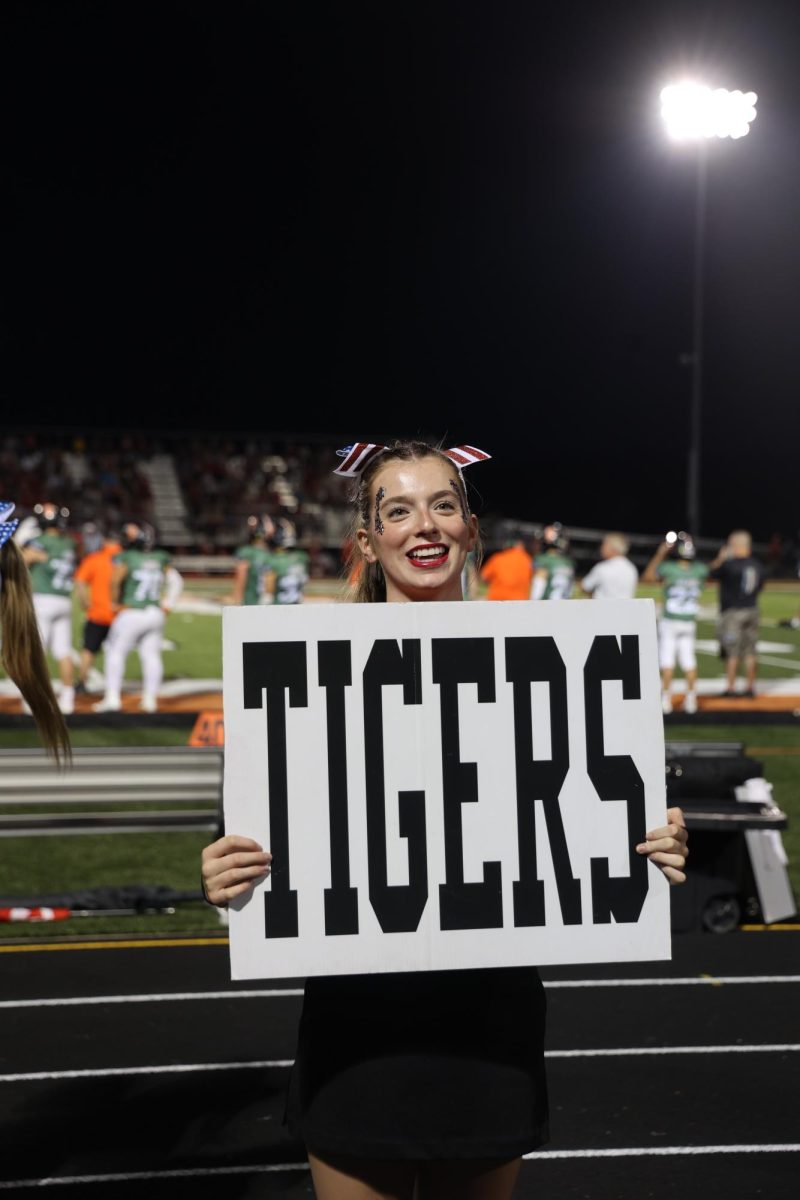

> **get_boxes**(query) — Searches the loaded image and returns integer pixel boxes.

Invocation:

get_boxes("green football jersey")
[116,549,170,608]
[235,544,274,605]
[270,549,309,605]
[28,534,76,596]
[534,552,575,599]
[657,560,709,621]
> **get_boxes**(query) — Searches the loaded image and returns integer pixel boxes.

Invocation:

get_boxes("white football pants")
[102,606,166,703]
[32,594,73,662]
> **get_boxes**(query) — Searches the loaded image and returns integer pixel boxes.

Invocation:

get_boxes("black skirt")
[286,965,549,1160]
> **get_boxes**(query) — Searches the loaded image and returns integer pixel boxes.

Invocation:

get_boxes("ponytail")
[0,540,70,763]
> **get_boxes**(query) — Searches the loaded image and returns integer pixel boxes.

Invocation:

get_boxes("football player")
[643,531,709,715]
[265,518,309,605]
[230,515,275,605]
[531,523,576,600]
[22,503,76,715]
[93,521,183,713]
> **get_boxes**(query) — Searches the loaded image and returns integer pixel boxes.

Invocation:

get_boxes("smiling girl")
[201,441,688,1200]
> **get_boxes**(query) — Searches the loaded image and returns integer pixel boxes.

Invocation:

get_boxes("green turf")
[2,583,798,941]
[0,831,223,938]
[0,726,190,749]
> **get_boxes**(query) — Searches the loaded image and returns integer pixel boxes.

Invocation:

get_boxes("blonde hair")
[343,440,480,603]
[0,539,70,762]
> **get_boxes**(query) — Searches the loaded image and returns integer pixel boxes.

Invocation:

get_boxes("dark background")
[3,1,799,537]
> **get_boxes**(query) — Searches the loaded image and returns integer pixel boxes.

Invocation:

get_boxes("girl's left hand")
[636,807,689,884]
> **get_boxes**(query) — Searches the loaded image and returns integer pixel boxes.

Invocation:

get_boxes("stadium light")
[660,80,757,537]
[660,83,757,141]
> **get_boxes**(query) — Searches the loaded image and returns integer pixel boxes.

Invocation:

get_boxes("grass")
[1,580,798,941]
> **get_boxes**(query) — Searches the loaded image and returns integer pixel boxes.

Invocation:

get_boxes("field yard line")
[2,1145,799,1187]
[2,1044,797,1083]
[2,975,798,1009]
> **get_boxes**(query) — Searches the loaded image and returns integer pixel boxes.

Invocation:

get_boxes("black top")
[712,556,765,611]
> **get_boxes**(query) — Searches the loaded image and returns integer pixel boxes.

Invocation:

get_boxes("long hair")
[0,539,70,762]
[343,440,481,603]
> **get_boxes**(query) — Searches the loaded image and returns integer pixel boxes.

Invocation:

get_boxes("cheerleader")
[201,443,688,1200]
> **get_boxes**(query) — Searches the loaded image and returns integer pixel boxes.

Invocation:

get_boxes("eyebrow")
[380,489,457,507]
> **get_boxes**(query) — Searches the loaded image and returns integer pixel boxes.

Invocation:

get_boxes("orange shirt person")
[480,541,534,600]
[74,527,122,691]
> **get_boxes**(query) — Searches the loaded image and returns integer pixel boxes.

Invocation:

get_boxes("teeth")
[409,546,446,559]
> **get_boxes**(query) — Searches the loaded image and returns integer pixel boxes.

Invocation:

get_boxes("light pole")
[660,83,757,537]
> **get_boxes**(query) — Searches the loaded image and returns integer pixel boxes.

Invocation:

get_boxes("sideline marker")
[189,711,225,747]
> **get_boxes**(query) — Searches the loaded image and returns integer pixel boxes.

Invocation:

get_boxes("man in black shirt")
[710,531,765,698]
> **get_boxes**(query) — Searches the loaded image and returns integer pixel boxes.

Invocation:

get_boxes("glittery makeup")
[374,486,385,535]
[449,478,469,524]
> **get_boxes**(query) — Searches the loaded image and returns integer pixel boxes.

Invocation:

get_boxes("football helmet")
[121,521,155,551]
[34,502,70,530]
[666,530,696,560]
[542,522,570,553]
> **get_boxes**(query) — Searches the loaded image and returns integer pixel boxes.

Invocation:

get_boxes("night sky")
[4,1,800,539]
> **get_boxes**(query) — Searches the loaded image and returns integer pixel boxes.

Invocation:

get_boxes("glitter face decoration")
[374,486,385,536]
[449,478,469,525]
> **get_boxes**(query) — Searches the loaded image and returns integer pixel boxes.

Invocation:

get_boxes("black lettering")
[432,638,503,929]
[505,637,582,926]
[363,639,428,932]
[318,641,359,935]
[243,641,307,938]
[583,634,648,924]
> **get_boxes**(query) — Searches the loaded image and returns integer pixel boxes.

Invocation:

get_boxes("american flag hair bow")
[0,502,20,549]
[333,443,491,478]
[440,445,492,468]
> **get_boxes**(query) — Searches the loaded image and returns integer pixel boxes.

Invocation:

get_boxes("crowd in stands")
[174,436,348,549]
[1,434,153,529]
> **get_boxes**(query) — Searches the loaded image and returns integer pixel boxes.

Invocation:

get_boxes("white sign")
[223,599,669,980]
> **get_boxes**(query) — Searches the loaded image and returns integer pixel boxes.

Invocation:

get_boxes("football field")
[0,578,798,942]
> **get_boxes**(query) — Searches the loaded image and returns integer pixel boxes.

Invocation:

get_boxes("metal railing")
[0,747,223,834]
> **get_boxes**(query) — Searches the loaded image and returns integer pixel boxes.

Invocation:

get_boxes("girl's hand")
[201,835,272,907]
[636,807,689,884]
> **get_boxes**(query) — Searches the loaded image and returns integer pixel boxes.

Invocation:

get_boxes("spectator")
[580,533,638,600]
[709,530,765,698]
[480,539,534,600]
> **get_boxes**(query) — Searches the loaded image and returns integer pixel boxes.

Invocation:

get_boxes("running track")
[0,931,797,1198]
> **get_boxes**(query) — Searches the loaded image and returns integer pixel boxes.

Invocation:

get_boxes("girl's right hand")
[201,835,272,907]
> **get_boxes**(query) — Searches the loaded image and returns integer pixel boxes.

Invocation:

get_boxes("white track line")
[1,1145,799,1188]
[0,988,303,1010]
[524,1144,800,1159]
[2,1044,797,1084]
[1,975,797,1010]
[0,1061,291,1083]
[546,1044,799,1058]
[0,1164,309,1189]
